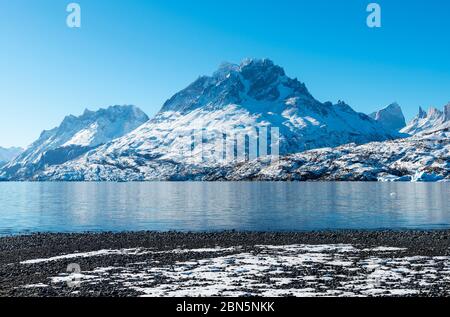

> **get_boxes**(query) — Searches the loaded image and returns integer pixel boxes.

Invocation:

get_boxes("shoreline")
[1,231,450,297]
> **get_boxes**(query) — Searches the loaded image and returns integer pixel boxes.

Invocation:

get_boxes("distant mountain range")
[401,104,450,135]
[0,59,448,182]
[0,147,23,167]
[0,105,148,179]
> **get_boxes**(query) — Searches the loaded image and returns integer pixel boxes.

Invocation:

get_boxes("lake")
[0,182,448,236]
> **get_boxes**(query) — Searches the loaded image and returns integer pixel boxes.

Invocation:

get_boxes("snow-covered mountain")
[208,130,449,182]
[0,147,23,166]
[401,104,450,135]
[369,103,406,131]
[32,58,402,181]
[35,130,450,182]
[0,105,149,180]
[154,58,397,156]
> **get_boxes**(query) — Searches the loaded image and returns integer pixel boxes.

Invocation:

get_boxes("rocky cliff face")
[369,103,406,131]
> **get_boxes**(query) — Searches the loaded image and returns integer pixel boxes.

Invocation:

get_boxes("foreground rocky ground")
[1,231,450,297]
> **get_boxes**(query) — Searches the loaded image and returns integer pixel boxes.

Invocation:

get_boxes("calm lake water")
[0,182,449,236]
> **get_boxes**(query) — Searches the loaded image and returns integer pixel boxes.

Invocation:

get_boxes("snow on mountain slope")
[34,59,402,181]
[0,147,23,165]
[369,103,406,131]
[36,130,449,182]
[0,105,148,180]
[154,58,396,154]
[401,104,450,135]
[212,131,449,182]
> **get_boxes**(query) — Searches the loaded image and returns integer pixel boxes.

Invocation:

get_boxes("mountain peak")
[418,106,427,119]
[214,62,240,78]
[428,106,442,117]
[444,102,450,121]
[239,58,285,75]
[160,58,312,114]
[239,57,278,68]
[1,105,149,180]
[56,105,147,131]
[385,102,400,110]
[58,105,149,147]
[369,102,406,131]
[214,58,284,76]
[402,104,449,135]
[83,108,95,116]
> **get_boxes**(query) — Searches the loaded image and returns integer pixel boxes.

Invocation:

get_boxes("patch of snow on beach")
[20,248,150,264]
[28,244,450,297]
[20,246,237,265]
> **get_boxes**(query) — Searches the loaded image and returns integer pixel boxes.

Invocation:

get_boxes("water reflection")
[0,182,448,235]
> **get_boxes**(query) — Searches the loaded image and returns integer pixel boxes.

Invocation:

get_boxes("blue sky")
[1,0,449,147]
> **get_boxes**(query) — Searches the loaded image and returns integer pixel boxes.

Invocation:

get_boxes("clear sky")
[1,0,449,148]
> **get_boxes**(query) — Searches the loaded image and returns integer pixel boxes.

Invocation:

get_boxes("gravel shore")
[1,231,450,297]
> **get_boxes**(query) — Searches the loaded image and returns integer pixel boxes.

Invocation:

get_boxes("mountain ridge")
[0,105,149,180]
[27,58,407,181]
[401,104,450,135]
[2,58,447,182]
